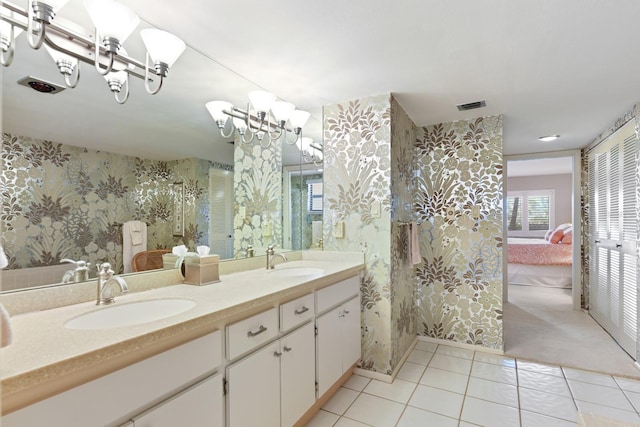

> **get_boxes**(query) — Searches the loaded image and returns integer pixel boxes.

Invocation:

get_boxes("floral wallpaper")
[414,116,504,350]
[389,96,418,369]
[233,139,282,256]
[1,132,231,276]
[323,93,417,374]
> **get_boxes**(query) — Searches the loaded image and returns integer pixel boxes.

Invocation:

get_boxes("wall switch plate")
[332,221,345,238]
[239,206,246,218]
[371,201,381,218]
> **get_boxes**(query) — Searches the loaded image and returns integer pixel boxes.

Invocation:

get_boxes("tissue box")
[162,254,180,270]
[184,254,221,286]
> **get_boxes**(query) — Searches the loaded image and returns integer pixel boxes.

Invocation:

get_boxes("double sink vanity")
[0,251,364,427]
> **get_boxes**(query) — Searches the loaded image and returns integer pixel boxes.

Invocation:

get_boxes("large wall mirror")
[0,1,323,292]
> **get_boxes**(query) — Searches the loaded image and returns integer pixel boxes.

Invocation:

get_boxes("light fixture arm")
[144,52,164,95]
[1,25,16,66]
[267,120,284,141]
[26,0,47,49]
[93,29,116,76]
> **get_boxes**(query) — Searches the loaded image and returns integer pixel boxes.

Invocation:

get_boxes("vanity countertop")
[0,253,364,414]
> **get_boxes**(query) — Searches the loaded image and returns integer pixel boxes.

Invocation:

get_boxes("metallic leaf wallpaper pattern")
[414,116,504,349]
[2,132,231,276]
[233,139,282,256]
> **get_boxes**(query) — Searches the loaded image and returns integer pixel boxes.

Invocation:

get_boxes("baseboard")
[417,335,505,355]
[354,336,419,384]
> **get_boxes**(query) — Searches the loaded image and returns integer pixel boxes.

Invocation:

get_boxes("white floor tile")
[419,367,469,394]
[334,418,370,427]
[322,387,360,415]
[574,401,640,424]
[519,387,577,422]
[473,352,516,368]
[396,362,426,383]
[363,378,417,404]
[466,377,518,408]
[408,384,464,419]
[615,376,640,394]
[428,353,472,375]
[516,360,564,377]
[521,410,577,427]
[518,369,572,397]
[623,390,640,413]
[343,393,405,427]
[563,367,618,388]
[567,380,635,411]
[406,349,434,365]
[435,345,475,360]
[343,374,371,392]
[460,396,520,427]
[396,406,458,427]
[305,409,340,427]
[471,360,517,385]
[414,341,438,352]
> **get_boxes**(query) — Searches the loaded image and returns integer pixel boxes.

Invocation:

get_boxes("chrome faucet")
[266,245,287,269]
[96,262,128,305]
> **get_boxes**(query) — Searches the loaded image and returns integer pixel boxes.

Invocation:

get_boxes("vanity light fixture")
[538,134,560,142]
[297,136,323,166]
[0,0,186,103]
[206,91,311,148]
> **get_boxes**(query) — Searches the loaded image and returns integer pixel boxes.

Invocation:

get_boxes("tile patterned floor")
[304,342,640,427]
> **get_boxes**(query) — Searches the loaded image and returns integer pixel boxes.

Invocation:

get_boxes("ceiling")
[3,0,640,166]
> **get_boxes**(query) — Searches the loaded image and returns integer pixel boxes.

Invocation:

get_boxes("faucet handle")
[98,262,114,276]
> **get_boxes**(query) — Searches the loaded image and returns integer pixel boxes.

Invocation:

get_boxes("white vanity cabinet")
[2,331,224,427]
[226,322,315,427]
[315,276,361,397]
[129,373,224,427]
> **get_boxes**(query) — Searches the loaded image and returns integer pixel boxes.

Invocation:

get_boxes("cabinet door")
[341,296,362,370]
[316,305,343,397]
[281,323,316,427]
[132,373,223,427]
[227,341,281,427]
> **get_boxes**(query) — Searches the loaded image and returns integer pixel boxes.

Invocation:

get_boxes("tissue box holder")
[184,255,220,286]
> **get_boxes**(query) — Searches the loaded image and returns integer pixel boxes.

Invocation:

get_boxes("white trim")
[416,335,505,355]
[354,336,418,384]
[504,149,582,311]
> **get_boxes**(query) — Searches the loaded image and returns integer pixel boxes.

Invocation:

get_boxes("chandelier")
[0,0,186,104]
[206,90,311,148]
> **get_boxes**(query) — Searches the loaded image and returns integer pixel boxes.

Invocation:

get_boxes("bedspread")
[507,238,572,266]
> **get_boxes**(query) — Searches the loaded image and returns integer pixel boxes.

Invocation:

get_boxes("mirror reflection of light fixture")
[206,91,311,148]
[297,137,323,166]
[0,0,185,103]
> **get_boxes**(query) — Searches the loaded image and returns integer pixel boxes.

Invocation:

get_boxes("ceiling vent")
[456,100,486,111]
[17,76,66,94]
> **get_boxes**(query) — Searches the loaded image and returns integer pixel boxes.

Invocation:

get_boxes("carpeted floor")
[504,284,640,379]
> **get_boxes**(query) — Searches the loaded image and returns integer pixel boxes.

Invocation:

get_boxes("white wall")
[507,174,572,227]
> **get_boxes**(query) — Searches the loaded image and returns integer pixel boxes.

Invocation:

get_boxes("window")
[506,190,555,237]
[308,180,323,212]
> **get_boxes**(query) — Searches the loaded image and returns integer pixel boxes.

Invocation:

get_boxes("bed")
[507,236,573,288]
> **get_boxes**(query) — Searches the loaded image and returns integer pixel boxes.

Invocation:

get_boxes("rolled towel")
[1,304,12,348]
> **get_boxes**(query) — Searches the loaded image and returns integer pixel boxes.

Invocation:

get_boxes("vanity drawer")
[226,307,278,360]
[315,275,360,314]
[280,293,315,332]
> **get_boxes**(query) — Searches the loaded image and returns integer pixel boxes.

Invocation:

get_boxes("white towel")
[123,221,147,273]
[408,222,422,266]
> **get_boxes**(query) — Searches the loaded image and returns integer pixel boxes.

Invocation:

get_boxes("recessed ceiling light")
[538,135,560,142]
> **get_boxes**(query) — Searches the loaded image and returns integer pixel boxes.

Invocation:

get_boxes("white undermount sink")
[64,298,196,330]
[267,267,325,277]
